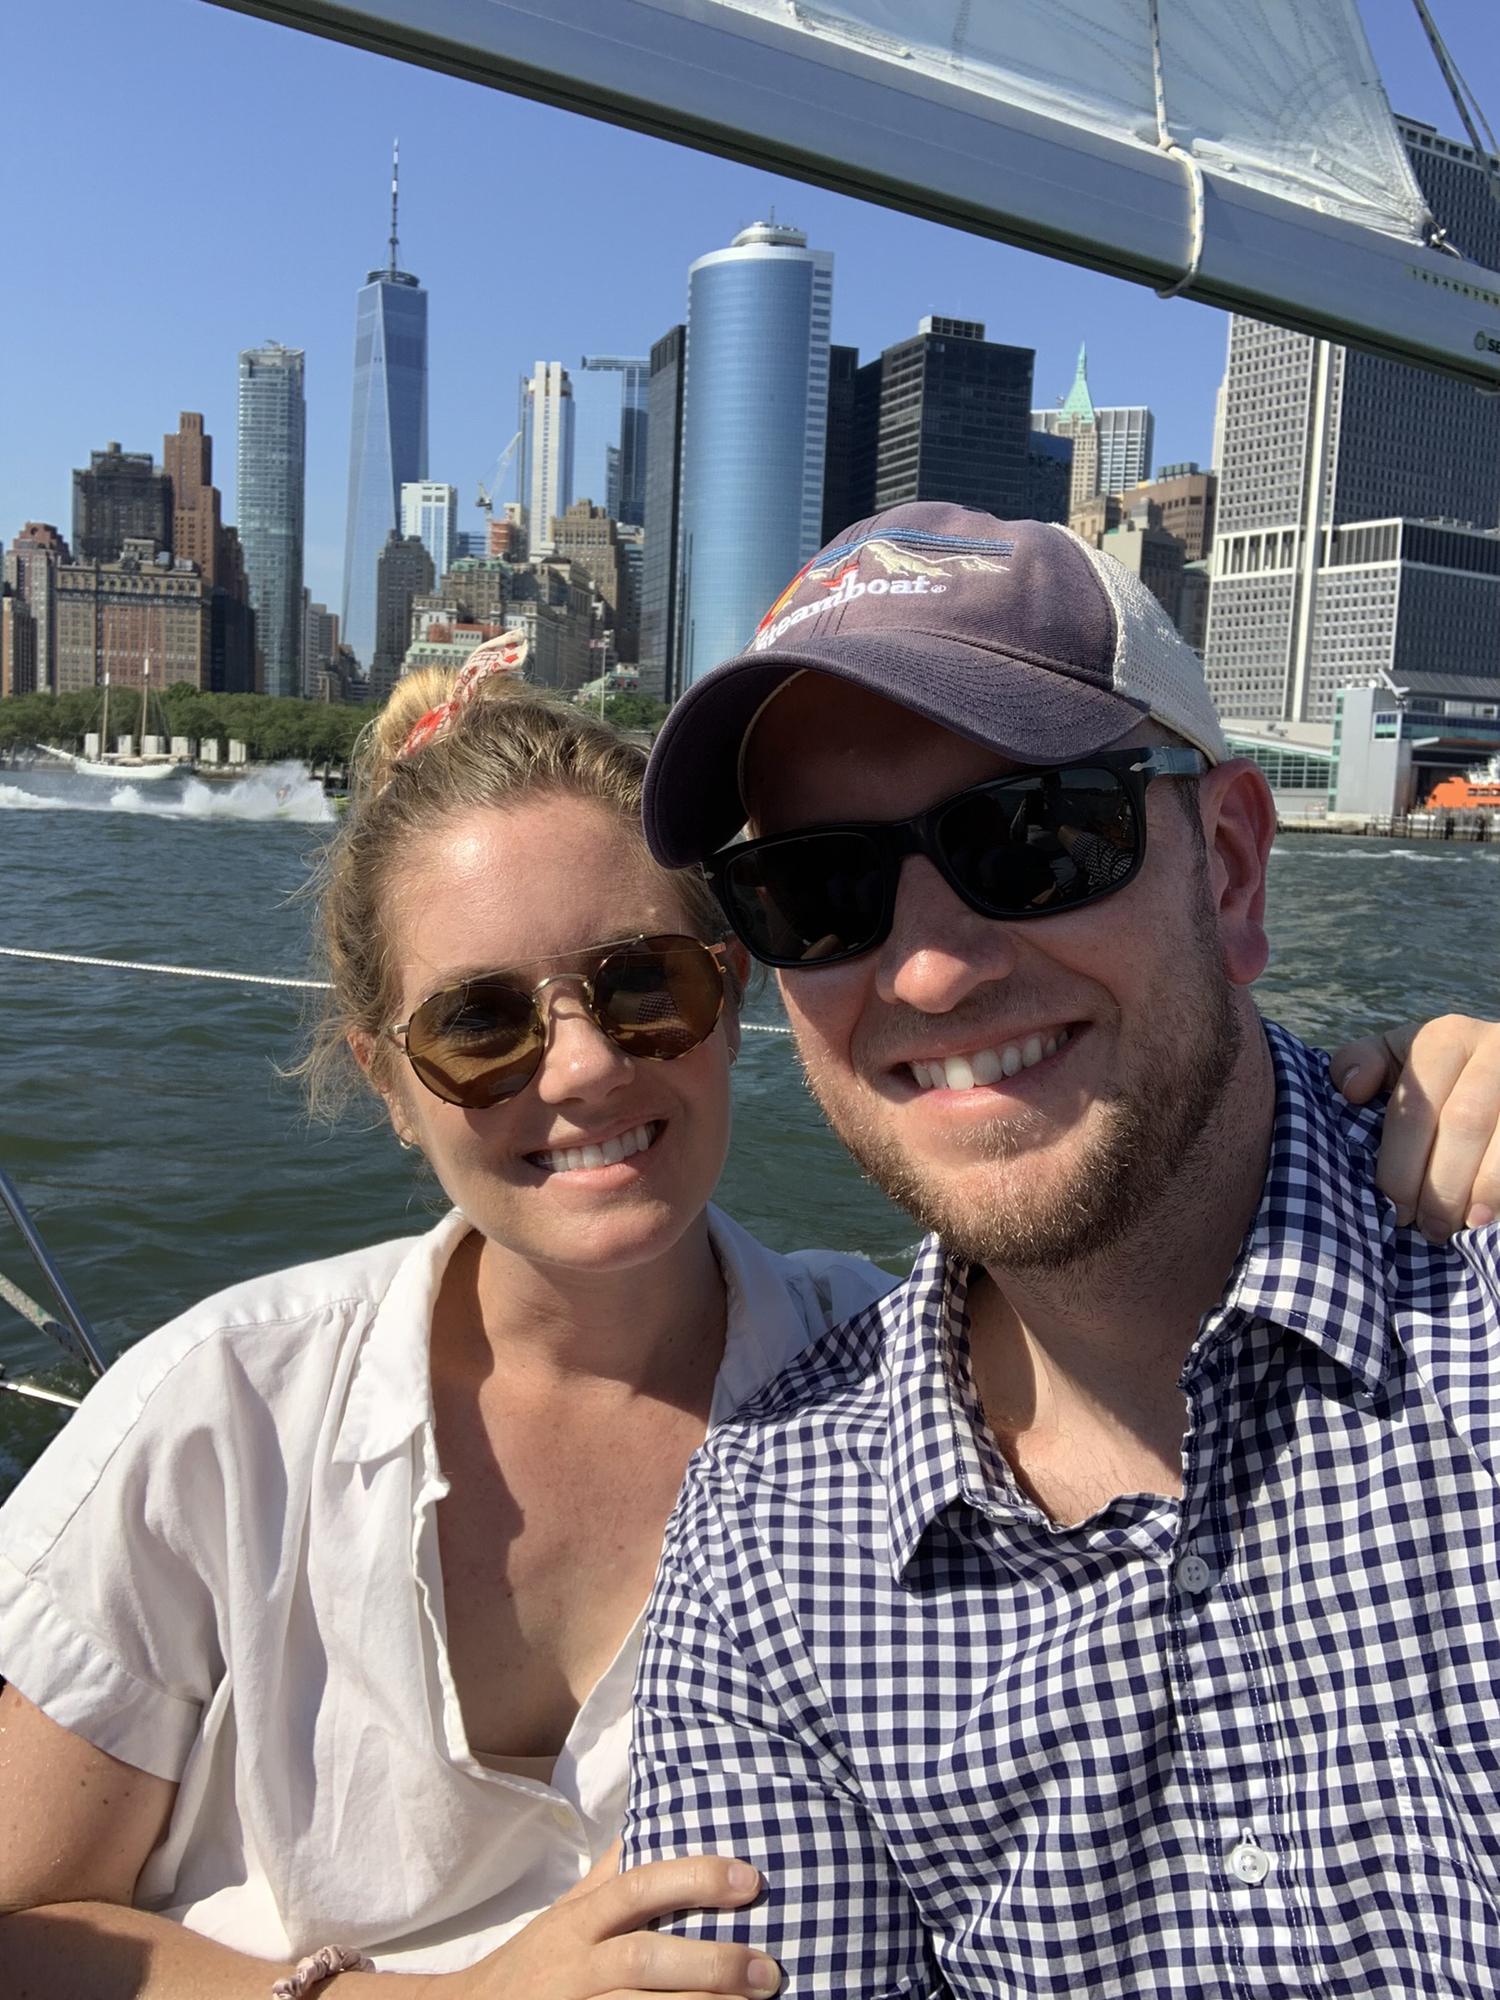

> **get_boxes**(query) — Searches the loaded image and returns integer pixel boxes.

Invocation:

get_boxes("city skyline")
[1,0,1480,614]
[2,0,1496,629]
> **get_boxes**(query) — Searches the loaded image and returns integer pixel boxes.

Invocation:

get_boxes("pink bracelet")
[271,1944,376,1997]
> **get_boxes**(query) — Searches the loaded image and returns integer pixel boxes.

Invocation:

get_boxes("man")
[622,503,1500,1996]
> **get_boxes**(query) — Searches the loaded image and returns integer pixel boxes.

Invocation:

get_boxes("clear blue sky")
[2,0,1495,611]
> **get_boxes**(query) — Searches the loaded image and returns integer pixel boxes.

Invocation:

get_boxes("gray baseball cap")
[643,501,1227,867]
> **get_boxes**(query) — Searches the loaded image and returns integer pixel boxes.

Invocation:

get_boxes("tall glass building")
[678,222,833,687]
[236,343,306,699]
[400,480,458,582]
[341,155,428,668]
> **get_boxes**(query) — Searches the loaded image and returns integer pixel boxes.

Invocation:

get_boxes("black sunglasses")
[706,745,1208,969]
[388,933,728,1108]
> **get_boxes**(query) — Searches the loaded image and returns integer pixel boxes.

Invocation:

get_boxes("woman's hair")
[296,668,724,1118]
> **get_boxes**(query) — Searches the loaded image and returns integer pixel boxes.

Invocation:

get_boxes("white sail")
[208,0,1500,384]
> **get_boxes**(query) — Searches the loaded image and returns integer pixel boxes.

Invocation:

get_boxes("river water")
[2,763,1497,1490]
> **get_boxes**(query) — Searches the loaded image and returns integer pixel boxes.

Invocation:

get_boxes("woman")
[0,642,1494,1999]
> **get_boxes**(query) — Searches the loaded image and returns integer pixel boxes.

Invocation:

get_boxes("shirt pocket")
[1387,1726,1500,1929]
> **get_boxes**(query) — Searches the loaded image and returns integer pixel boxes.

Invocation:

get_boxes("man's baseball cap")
[642,501,1228,867]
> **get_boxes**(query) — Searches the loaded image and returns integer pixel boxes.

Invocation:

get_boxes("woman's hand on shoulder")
[1331,1014,1500,1238]
[438,1843,779,2000]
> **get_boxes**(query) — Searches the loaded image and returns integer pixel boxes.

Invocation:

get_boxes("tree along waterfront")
[0,688,669,767]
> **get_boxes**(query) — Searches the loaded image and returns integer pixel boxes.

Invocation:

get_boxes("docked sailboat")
[35,660,187,783]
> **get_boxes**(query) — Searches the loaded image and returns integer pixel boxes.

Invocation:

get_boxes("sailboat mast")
[100,672,110,757]
[140,657,151,752]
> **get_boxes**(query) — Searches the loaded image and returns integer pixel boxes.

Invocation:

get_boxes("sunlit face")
[373,795,736,1278]
[743,677,1256,1271]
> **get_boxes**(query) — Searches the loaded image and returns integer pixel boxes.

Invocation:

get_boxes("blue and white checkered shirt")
[625,1025,1500,1997]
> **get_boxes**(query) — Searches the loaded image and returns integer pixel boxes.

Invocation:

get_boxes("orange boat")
[1422,758,1500,813]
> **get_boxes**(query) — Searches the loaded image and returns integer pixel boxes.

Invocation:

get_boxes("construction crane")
[477,430,523,517]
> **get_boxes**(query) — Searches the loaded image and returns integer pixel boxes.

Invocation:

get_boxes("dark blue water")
[2,764,1496,1488]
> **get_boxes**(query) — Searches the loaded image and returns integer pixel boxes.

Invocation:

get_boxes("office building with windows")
[640,325,686,702]
[167,409,256,693]
[678,221,832,687]
[341,150,429,667]
[400,481,458,584]
[520,362,575,557]
[237,349,306,696]
[1204,118,1500,723]
[72,444,172,564]
[370,529,435,704]
[1032,347,1153,510]
[843,317,1035,520]
[3,523,69,695]
[582,356,649,528]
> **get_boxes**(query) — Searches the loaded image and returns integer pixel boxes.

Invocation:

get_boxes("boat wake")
[0,762,333,825]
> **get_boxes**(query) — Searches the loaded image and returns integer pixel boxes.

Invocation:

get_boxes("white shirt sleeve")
[0,1315,238,1781]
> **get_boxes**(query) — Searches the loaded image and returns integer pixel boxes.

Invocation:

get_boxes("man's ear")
[1197,757,1277,988]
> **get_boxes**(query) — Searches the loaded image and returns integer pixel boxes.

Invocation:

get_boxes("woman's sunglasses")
[706,745,1207,969]
[389,933,728,1109]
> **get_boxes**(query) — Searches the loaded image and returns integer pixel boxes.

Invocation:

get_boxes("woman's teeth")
[532,1122,657,1174]
[909,1029,1070,1093]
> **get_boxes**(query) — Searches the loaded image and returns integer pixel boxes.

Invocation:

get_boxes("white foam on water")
[0,761,332,824]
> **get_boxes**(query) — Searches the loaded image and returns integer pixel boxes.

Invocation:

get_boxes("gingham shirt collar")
[885,1022,1395,1578]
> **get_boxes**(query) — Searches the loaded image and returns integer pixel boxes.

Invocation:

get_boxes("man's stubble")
[793,866,1246,1273]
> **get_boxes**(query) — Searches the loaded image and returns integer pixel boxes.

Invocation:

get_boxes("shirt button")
[1228,1835,1272,1885]
[1175,1552,1216,1595]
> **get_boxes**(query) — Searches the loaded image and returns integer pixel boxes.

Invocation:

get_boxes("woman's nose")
[531,983,635,1103]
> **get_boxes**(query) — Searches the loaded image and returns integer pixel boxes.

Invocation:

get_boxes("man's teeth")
[534,1122,657,1173]
[909,1029,1070,1093]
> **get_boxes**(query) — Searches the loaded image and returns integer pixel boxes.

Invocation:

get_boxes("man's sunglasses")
[388,933,728,1108]
[706,745,1208,969]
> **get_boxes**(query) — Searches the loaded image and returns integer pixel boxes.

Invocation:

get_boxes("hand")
[1331,1016,1500,1238]
[443,1843,780,2000]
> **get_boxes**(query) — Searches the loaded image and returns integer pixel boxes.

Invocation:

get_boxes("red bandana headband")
[397,629,530,760]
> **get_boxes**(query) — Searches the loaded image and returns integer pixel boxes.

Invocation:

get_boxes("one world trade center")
[341,143,428,670]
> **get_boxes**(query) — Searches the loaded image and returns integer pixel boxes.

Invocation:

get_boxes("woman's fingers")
[1368,1018,1500,1235]
[1328,1028,1406,1105]
[585,1926,781,1995]
[586,1855,762,1937]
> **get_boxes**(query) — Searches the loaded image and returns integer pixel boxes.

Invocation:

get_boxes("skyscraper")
[400,481,459,583]
[844,317,1035,520]
[341,144,429,667]
[640,324,686,703]
[1032,348,1153,510]
[370,530,435,704]
[166,410,256,693]
[237,343,307,698]
[520,362,576,556]
[72,444,172,563]
[3,523,69,695]
[678,221,833,687]
[581,356,649,528]
[1203,118,1500,723]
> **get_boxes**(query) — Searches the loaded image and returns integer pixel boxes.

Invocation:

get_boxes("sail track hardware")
[0,946,796,1032]
[0,1165,107,1382]
[1146,0,1207,301]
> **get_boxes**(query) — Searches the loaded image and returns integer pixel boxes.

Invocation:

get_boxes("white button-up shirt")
[0,1206,892,1971]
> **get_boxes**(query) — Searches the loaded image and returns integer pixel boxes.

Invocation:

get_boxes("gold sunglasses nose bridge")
[529,970,607,1051]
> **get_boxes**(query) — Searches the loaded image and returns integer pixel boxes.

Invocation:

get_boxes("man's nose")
[873,854,1021,1014]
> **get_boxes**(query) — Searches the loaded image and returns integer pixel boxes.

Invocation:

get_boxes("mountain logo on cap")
[752,528,1016,654]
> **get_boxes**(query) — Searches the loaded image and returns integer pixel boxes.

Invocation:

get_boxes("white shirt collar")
[330,1202,858,1465]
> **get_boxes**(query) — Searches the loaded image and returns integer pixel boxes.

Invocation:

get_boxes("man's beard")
[795,888,1244,1274]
